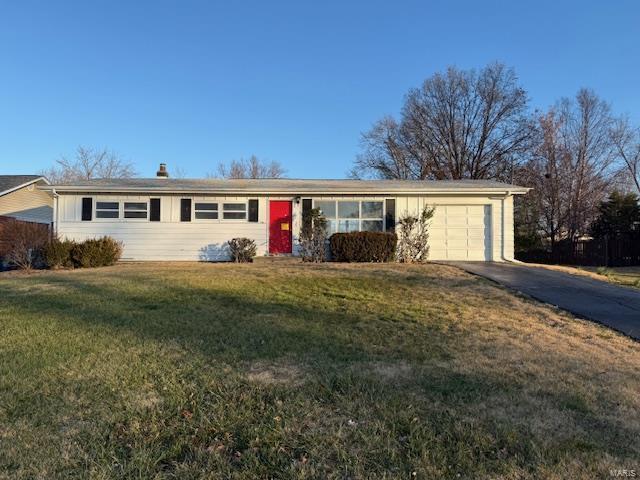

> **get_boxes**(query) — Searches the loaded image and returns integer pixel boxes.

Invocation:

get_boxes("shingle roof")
[45,178,529,194]
[0,175,46,196]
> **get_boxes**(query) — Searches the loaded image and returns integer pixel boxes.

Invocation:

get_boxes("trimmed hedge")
[329,232,397,262]
[70,236,123,268]
[43,238,76,269]
[42,236,122,269]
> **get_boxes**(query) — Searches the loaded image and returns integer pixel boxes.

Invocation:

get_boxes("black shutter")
[180,199,191,222]
[302,198,312,230]
[248,199,259,222]
[81,197,92,221]
[385,199,395,231]
[150,198,161,222]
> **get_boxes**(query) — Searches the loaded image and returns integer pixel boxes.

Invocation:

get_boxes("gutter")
[41,187,531,196]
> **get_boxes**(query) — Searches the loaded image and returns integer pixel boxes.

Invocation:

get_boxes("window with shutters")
[124,202,148,219]
[194,202,218,220]
[222,203,247,220]
[95,201,120,219]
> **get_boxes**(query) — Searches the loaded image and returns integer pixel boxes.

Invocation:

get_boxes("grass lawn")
[588,266,640,289]
[526,263,640,289]
[0,261,638,479]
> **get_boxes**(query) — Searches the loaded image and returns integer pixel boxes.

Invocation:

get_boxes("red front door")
[269,201,293,254]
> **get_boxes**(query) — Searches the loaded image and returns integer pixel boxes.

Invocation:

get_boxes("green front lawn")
[0,261,638,478]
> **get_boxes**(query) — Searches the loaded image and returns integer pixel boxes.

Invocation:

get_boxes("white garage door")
[429,205,492,261]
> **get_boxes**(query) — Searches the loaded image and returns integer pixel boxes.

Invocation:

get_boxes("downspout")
[51,188,59,237]
[502,196,506,261]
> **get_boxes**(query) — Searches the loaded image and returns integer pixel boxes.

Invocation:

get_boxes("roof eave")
[41,185,530,195]
[1,177,49,197]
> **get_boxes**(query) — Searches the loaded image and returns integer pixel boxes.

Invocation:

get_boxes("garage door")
[429,205,492,261]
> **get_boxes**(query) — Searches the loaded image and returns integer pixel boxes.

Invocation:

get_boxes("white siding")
[55,192,517,262]
[0,181,53,224]
[57,194,268,261]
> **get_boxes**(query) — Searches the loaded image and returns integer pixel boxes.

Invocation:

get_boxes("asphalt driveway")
[451,262,640,340]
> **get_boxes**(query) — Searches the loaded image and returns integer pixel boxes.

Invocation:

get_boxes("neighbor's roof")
[0,175,49,196]
[43,178,530,195]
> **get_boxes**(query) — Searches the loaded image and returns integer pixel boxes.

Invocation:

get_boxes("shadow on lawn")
[0,268,453,365]
[1,266,638,464]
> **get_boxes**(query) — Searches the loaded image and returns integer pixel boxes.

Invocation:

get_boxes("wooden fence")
[517,233,640,267]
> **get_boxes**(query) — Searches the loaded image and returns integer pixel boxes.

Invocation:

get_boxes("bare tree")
[611,117,640,194]
[559,89,618,239]
[515,111,567,254]
[515,89,617,255]
[42,146,136,183]
[350,116,415,179]
[354,63,533,181]
[172,166,188,179]
[213,155,286,179]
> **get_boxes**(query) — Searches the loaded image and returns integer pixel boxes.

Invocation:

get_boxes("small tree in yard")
[0,219,50,269]
[396,206,435,263]
[299,208,328,262]
[227,238,257,263]
[590,191,640,237]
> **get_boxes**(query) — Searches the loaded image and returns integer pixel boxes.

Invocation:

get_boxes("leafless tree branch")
[354,63,533,181]
[211,155,286,179]
[42,146,136,183]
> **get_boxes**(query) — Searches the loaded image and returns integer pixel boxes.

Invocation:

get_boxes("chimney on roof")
[156,163,169,178]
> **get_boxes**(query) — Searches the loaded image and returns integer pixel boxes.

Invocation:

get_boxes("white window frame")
[312,199,386,233]
[360,200,385,233]
[222,202,248,221]
[194,202,219,221]
[95,200,120,220]
[123,201,149,221]
[337,200,361,233]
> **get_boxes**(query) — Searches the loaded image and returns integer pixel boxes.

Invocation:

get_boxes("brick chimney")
[156,163,169,178]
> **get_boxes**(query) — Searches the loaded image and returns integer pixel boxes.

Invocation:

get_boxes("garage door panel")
[466,230,486,239]
[467,217,486,227]
[467,205,485,214]
[447,237,469,249]
[467,238,485,249]
[431,213,447,226]
[445,249,473,260]
[429,249,447,259]
[446,217,470,227]
[446,205,467,216]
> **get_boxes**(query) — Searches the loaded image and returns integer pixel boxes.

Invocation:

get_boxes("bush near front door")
[330,232,397,262]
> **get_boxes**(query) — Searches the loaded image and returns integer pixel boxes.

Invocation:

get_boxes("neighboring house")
[43,170,529,262]
[0,175,53,224]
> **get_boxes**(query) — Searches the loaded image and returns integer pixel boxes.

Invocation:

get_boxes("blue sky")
[0,0,638,179]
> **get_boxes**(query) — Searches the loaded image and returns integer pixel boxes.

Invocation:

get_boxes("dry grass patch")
[245,361,306,386]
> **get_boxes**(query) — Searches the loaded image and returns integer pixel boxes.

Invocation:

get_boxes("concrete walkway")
[450,262,640,340]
